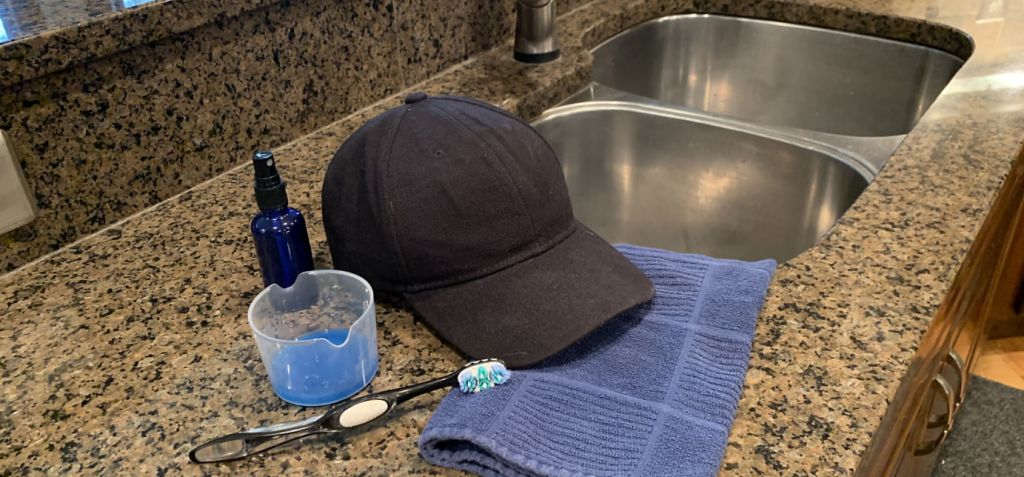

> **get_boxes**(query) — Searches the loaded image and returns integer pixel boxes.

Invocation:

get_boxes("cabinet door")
[862,150,1024,477]
[893,153,1024,476]
[986,202,1024,339]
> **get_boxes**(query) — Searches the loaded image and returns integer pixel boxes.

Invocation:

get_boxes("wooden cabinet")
[856,146,1024,477]
[985,201,1024,339]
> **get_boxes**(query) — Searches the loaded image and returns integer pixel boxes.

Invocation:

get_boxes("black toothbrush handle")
[320,370,460,430]
[188,414,328,463]
[190,360,503,464]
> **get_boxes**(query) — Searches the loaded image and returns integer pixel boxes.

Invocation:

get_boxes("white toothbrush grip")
[337,399,391,428]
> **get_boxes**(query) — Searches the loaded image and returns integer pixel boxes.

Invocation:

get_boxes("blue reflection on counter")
[0,18,8,43]
[122,0,159,8]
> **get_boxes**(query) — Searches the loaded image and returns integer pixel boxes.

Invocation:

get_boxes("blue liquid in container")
[269,329,378,406]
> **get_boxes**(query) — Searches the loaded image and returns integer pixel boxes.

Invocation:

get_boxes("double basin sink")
[533,14,965,262]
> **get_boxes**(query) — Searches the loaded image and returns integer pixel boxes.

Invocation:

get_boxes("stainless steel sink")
[531,14,968,262]
[533,102,870,262]
[591,14,964,137]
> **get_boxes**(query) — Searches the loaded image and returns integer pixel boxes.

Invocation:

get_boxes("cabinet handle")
[946,350,966,414]
[927,351,966,429]
[914,374,954,456]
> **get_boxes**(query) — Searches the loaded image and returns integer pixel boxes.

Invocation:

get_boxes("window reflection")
[122,0,159,8]
[976,0,1005,23]
[945,71,1024,95]
[0,17,8,43]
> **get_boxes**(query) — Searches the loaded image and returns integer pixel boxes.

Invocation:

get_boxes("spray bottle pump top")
[252,151,288,211]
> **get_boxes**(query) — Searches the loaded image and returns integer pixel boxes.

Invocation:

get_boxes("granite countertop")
[3,0,1024,475]
[0,0,280,88]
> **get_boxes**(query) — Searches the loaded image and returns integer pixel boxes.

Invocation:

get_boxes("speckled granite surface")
[1,0,1023,475]
[0,0,274,88]
[0,0,573,273]
[0,0,592,88]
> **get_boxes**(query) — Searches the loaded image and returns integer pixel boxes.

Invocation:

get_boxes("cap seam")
[400,220,579,294]
[437,97,568,201]
[382,105,415,283]
[430,100,540,241]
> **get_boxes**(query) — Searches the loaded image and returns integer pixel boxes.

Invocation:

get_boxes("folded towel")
[419,244,776,477]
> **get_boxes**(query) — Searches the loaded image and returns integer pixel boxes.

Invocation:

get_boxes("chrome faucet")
[514,0,559,63]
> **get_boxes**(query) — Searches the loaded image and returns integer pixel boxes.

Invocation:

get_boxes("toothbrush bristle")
[458,361,510,393]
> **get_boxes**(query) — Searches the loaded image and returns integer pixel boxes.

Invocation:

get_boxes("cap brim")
[403,222,654,368]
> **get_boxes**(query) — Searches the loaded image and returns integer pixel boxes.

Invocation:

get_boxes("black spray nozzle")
[252,151,288,211]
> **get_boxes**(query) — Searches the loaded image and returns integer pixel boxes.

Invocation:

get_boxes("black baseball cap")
[322,93,654,368]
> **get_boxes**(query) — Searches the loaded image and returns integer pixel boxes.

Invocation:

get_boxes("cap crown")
[323,95,574,292]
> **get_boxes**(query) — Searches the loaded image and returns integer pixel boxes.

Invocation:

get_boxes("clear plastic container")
[248,270,378,406]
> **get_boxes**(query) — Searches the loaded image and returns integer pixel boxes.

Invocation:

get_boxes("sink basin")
[533,102,870,262]
[591,14,965,137]
[533,14,968,261]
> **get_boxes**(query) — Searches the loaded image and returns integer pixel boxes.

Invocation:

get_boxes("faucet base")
[514,50,561,64]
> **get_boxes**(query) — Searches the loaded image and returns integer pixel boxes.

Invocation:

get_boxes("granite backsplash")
[0,0,589,273]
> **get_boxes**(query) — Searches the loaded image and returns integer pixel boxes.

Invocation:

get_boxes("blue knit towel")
[419,244,776,477]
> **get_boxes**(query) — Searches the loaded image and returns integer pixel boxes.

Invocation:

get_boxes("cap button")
[404,92,428,104]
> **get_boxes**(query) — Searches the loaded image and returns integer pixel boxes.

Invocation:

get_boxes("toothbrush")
[188,359,510,463]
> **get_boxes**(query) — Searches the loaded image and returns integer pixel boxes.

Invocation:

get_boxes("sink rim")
[535,100,878,183]
[592,13,967,65]
[550,83,907,175]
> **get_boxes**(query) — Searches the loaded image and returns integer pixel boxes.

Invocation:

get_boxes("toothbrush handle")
[322,371,459,430]
[190,368,465,464]
[188,414,327,463]
[390,369,460,404]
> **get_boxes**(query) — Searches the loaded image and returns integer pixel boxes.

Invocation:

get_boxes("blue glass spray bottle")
[250,151,314,288]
